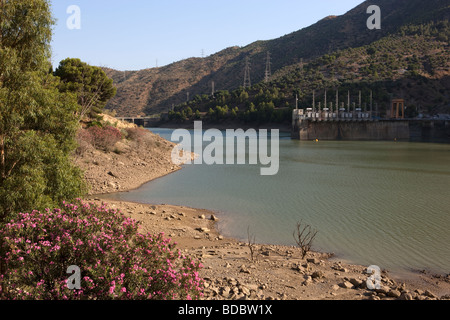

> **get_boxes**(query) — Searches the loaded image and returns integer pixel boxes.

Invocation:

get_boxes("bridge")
[116,117,161,127]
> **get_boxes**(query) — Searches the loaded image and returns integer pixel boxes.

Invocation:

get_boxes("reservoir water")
[102,128,450,275]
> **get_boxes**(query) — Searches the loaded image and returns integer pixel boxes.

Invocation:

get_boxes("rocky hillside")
[103,0,450,117]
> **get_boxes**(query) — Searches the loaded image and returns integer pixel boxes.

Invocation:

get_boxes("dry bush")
[125,127,155,148]
[76,126,123,152]
[75,129,94,156]
[293,220,318,259]
[247,226,260,262]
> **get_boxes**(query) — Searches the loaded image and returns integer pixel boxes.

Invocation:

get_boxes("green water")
[102,128,450,275]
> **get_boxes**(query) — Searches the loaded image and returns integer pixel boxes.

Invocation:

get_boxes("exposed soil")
[73,124,182,195]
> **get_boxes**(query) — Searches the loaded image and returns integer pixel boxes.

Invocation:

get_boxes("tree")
[0,0,86,222]
[54,58,117,120]
[239,90,249,103]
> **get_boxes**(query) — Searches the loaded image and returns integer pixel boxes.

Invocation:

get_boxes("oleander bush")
[0,200,204,300]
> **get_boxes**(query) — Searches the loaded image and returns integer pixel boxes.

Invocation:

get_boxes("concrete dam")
[292,109,450,142]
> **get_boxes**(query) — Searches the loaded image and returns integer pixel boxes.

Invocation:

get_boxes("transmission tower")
[264,51,272,83]
[243,56,251,89]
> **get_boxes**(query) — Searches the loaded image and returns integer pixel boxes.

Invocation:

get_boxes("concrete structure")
[116,117,161,127]
[292,110,449,142]
[391,99,405,119]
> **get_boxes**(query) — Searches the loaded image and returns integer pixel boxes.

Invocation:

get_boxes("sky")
[50,0,364,71]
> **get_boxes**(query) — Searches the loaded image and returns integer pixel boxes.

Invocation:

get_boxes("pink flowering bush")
[0,200,203,300]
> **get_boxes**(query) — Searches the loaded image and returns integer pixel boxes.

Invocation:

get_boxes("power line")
[243,56,251,89]
[264,51,271,83]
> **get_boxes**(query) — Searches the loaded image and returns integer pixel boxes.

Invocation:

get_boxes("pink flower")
[109,281,116,294]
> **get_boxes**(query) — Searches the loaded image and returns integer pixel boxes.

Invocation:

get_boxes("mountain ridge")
[103,0,450,117]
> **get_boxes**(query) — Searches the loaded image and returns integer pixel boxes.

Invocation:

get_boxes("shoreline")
[91,179,450,301]
[76,124,449,300]
[88,195,450,300]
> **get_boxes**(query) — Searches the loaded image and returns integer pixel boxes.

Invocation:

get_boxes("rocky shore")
[75,120,450,300]
[83,199,450,301]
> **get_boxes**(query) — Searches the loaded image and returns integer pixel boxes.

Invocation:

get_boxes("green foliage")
[54,58,117,120]
[0,0,86,221]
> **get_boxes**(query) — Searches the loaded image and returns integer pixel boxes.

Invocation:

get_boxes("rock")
[339,281,354,289]
[221,286,231,297]
[424,290,438,299]
[303,276,313,286]
[400,292,414,300]
[311,271,325,279]
[240,265,251,274]
[349,278,363,288]
[387,289,402,298]
[331,284,340,291]
[240,286,251,296]
[307,258,320,265]
[149,211,157,215]
[199,214,206,220]
[375,286,391,295]
[218,235,224,240]
[107,171,120,178]
[210,215,219,221]
[414,289,424,296]
[194,236,201,240]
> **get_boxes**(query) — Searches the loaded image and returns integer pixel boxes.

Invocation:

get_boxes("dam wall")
[292,119,449,142]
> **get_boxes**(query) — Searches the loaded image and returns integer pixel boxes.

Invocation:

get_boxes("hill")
[103,0,450,118]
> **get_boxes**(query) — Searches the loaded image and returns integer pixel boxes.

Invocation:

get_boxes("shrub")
[75,129,94,156]
[0,200,204,300]
[78,126,123,151]
[125,127,149,144]
[293,220,318,259]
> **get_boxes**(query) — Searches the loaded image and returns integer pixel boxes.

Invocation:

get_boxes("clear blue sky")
[50,0,364,71]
